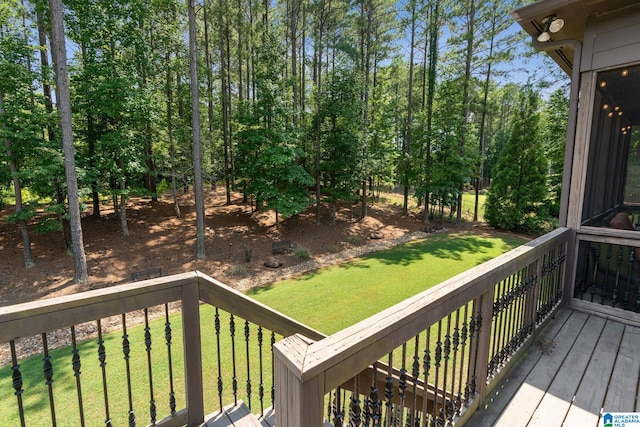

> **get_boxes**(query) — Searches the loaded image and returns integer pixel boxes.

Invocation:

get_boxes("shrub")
[229,264,247,277]
[293,247,311,260]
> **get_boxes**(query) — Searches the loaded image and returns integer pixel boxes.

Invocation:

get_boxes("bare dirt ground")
[0,187,489,308]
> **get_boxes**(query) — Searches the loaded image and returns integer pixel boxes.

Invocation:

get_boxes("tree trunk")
[166,52,181,218]
[204,0,216,191]
[37,3,73,248]
[458,0,476,223]
[475,11,497,222]
[219,0,232,205]
[188,0,206,260]
[424,0,440,224]
[49,0,89,283]
[1,89,35,268]
[404,0,417,216]
[119,176,129,236]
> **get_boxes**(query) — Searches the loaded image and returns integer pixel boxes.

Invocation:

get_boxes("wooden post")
[273,334,325,426]
[182,282,204,426]
[474,288,494,405]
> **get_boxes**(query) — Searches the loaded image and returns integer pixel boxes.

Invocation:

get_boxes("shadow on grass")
[247,233,526,296]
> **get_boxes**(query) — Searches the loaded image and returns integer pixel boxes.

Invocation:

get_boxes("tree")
[49,0,89,283]
[237,33,312,226]
[485,85,548,233]
[188,0,206,259]
[541,87,569,218]
[316,66,365,224]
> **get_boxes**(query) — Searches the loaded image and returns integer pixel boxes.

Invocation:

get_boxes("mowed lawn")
[249,232,527,334]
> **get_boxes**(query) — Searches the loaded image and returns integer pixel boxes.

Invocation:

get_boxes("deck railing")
[1,228,570,427]
[0,271,324,427]
[574,230,640,317]
[274,227,570,426]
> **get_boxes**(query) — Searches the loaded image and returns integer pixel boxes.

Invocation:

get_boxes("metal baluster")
[333,388,344,427]
[121,314,135,427]
[442,315,452,423]
[556,245,566,303]
[257,326,265,416]
[591,243,601,302]
[465,308,477,402]
[398,344,408,427]
[489,279,503,374]
[144,309,156,424]
[506,270,521,359]
[97,320,112,426]
[498,274,512,365]
[41,332,57,426]
[624,247,635,309]
[602,245,612,304]
[408,335,420,427]
[369,361,381,426]
[458,305,469,408]
[10,340,26,427]
[349,375,362,426]
[612,246,623,307]
[384,352,394,426]
[451,310,461,415]
[579,242,591,298]
[432,321,442,425]
[214,308,223,412]
[271,332,276,408]
[229,313,238,406]
[71,326,86,426]
[421,328,431,427]
[164,304,176,416]
[244,320,252,410]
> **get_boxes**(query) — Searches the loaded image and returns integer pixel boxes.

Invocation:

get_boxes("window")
[581,64,640,228]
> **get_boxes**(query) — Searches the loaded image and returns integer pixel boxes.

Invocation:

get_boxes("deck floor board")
[468,307,640,427]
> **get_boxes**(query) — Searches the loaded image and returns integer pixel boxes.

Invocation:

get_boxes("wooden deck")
[470,307,640,426]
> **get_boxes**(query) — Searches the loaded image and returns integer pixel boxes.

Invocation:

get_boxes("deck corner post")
[182,280,204,426]
[475,287,494,405]
[273,334,324,426]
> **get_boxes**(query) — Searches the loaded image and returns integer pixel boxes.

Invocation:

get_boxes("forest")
[1,0,569,284]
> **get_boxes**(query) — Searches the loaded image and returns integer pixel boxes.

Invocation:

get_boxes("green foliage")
[315,66,365,204]
[541,88,569,218]
[34,217,62,234]
[485,85,548,233]
[293,246,311,260]
[236,33,313,220]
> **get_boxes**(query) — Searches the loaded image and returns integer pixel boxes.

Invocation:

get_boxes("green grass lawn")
[249,232,525,334]
[0,231,526,425]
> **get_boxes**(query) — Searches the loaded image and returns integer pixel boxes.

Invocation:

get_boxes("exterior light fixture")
[618,111,623,116]
[600,81,607,88]
[608,112,614,118]
[614,106,620,111]
[603,104,609,110]
[622,69,629,77]
[537,15,564,42]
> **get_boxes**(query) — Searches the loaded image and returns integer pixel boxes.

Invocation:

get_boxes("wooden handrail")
[274,227,571,425]
[196,272,325,340]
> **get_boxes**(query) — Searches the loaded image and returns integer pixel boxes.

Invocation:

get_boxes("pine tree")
[485,85,548,233]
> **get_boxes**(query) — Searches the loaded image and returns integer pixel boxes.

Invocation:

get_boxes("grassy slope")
[249,232,525,334]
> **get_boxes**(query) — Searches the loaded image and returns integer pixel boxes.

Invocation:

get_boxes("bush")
[328,244,342,253]
[293,247,311,260]
[347,235,363,245]
[229,264,247,277]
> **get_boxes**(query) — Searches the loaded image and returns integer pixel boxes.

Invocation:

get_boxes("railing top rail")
[196,272,326,341]
[0,272,197,343]
[294,227,571,386]
[0,270,325,345]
